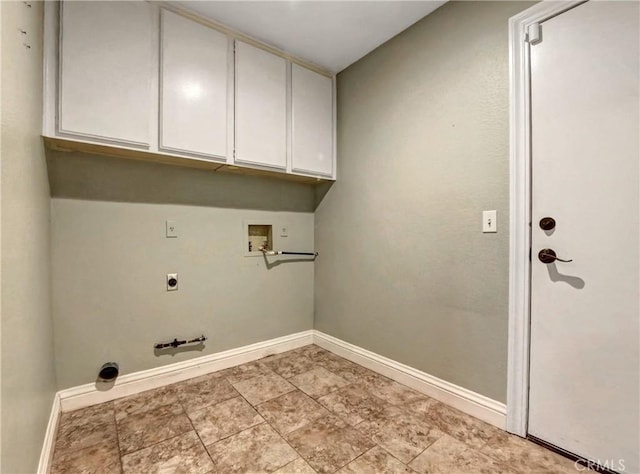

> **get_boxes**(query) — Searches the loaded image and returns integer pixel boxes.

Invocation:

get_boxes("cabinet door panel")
[160,10,228,159]
[291,65,333,177]
[235,41,287,169]
[59,1,154,146]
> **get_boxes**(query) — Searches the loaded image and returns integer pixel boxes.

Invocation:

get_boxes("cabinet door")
[235,41,287,169]
[291,65,334,177]
[59,1,154,146]
[160,10,228,159]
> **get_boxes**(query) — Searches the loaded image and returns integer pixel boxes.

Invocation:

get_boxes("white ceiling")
[170,1,446,73]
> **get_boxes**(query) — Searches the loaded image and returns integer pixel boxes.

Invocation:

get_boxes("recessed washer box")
[243,221,273,256]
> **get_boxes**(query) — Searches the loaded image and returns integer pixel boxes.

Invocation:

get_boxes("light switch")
[166,220,178,238]
[483,210,497,233]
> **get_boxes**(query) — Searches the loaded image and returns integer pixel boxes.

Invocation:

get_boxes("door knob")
[538,249,573,264]
[539,217,556,231]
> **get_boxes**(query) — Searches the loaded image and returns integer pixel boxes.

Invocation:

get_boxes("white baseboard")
[58,330,314,412]
[37,393,61,474]
[312,331,507,429]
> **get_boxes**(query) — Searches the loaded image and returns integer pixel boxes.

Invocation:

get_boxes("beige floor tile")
[233,371,296,405]
[318,384,390,426]
[121,431,213,474]
[55,413,118,454]
[52,442,122,474]
[263,351,318,378]
[398,395,439,415]
[222,360,274,384]
[338,446,414,473]
[114,385,179,421]
[274,457,318,473]
[174,373,239,415]
[402,399,499,450]
[480,432,579,474]
[290,367,350,398]
[116,403,192,454]
[295,344,331,360]
[357,374,427,406]
[287,415,375,474]
[206,423,298,473]
[256,390,329,435]
[355,406,443,463]
[409,435,505,474]
[189,396,264,445]
[313,352,376,383]
[329,362,382,385]
[58,402,115,428]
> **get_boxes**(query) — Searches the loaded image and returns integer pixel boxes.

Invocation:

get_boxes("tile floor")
[51,345,581,473]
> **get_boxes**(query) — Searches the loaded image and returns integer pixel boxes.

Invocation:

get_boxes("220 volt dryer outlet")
[167,273,178,291]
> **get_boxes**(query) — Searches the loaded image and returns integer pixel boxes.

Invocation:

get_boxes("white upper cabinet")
[160,10,229,159]
[46,2,336,181]
[291,64,334,177]
[59,1,155,146]
[234,41,287,169]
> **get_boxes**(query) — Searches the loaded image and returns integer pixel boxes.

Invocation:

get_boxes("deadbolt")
[538,249,573,264]
[539,217,556,231]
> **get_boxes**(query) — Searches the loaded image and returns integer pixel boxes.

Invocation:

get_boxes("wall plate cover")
[166,220,178,238]
[483,210,497,233]
[167,273,178,291]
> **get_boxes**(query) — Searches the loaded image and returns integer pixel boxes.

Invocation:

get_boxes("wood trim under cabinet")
[43,136,332,185]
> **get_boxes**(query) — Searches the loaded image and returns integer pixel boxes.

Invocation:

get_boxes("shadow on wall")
[153,342,207,358]
[46,150,319,212]
[261,252,318,269]
[314,181,334,209]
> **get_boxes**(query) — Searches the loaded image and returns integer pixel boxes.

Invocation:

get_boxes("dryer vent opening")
[98,362,119,381]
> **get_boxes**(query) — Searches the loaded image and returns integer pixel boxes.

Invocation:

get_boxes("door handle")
[538,249,573,264]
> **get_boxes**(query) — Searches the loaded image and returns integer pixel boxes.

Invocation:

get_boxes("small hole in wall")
[248,224,272,253]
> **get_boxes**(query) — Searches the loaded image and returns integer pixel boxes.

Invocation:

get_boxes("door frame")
[506,0,586,436]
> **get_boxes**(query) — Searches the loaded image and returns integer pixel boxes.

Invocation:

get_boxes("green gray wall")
[1,2,57,472]
[315,1,534,403]
[49,153,315,389]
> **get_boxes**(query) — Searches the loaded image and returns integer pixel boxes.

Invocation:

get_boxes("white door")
[160,10,229,159]
[234,41,287,169]
[59,1,155,146]
[291,64,334,177]
[529,2,639,473]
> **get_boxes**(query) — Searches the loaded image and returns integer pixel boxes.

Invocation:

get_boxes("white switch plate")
[166,220,178,238]
[483,210,497,233]
[280,226,288,238]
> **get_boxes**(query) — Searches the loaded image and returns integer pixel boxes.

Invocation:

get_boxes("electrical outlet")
[167,273,178,291]
[483,210,497,233]
[166,220,178,238]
